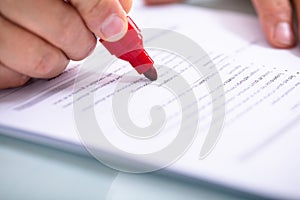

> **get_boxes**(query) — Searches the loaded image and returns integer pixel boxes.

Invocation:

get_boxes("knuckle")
[259,12,292,24]
[0,63,29,89]
[32,53,55,77]
[14,76,30,88]
[57,12,96,60]
[0,75,30,89]
[257,2,292,20]
[32,50,66,78]
[260,10,292,19]
[71,37,96,61]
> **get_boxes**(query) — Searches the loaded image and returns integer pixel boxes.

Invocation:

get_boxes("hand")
[0,0,132,89]
[252,0,297,48]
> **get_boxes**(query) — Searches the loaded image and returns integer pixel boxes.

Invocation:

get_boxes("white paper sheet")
[1,3,300,199]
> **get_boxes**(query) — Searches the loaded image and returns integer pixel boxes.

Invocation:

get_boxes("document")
[1,3,299,199]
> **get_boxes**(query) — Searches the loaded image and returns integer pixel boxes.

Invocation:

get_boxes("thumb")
[252,0,295,48]
[69,0,128,42]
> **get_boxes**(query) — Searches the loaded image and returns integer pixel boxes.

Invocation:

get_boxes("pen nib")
[143,66,157,81]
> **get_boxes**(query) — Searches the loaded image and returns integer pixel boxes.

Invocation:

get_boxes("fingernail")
[101,14,127,42]
[274,22,294,46]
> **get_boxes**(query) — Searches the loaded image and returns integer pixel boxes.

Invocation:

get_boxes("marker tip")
[143,66,157,81]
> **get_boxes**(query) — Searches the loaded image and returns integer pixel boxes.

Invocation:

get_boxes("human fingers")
[0,62,30,89]
[69,0,131,42]
[252,0,296,48]
[0,15,69,79]
[0,0,96,61]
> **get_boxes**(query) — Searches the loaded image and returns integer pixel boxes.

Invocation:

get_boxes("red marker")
[100,16,157,81]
